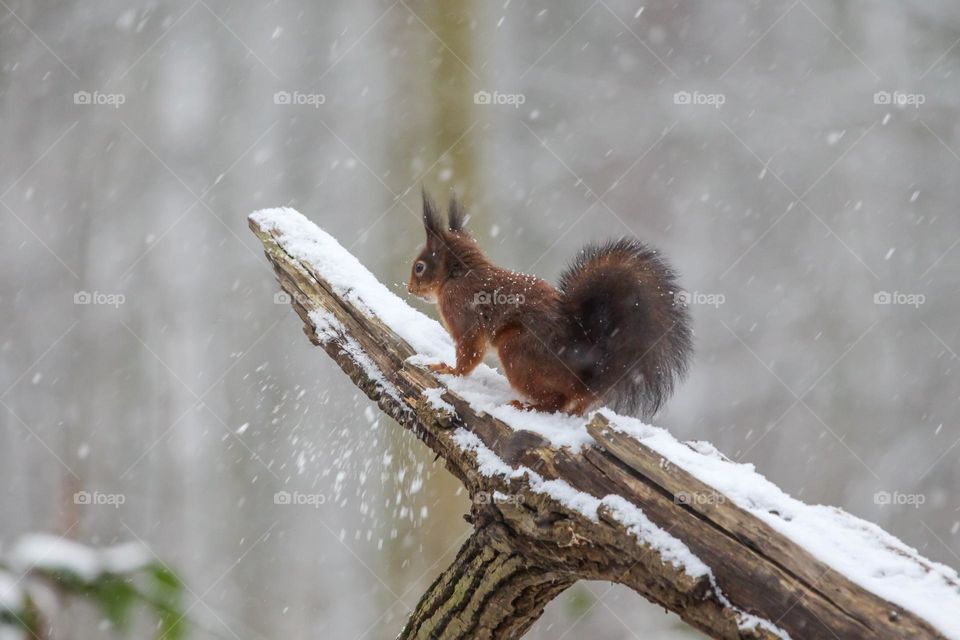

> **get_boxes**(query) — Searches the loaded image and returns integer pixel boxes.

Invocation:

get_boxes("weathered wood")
[250,214,952,640]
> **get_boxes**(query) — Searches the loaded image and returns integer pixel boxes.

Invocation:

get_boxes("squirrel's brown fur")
[408,190,692,419]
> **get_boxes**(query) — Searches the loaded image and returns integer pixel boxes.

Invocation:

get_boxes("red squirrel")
[407,190,692,419]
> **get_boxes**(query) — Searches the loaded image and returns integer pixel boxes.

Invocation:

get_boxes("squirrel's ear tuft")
[422,188,443,239]
[447,193,468,232]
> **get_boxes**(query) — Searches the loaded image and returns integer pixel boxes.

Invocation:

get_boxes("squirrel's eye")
[415,261,426,275]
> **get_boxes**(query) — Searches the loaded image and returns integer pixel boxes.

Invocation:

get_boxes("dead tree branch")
[250,211,956,640]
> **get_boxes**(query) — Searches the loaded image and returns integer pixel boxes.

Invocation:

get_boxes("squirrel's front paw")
[428,362,457,375]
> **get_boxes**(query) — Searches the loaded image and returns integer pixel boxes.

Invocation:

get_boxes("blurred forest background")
[2,0,960,638]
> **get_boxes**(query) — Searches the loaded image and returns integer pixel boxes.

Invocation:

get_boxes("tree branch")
[250,209,959,640]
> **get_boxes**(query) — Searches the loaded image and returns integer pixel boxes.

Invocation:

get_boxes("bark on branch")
[250,211,957,640]
[398,524,573,640]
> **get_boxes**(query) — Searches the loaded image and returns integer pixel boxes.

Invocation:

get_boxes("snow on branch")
[250,207,960,640]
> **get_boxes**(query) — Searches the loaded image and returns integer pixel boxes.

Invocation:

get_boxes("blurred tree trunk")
[424,0,479,205]
[382,0,481,613]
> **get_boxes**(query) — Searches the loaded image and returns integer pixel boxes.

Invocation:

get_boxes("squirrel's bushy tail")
[557,238,692,419]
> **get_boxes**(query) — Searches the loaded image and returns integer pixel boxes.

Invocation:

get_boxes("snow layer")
[309,308,405,407]
[601,409,960,640]
[7,535,152,583]
[251,207,960,639]
[452,428,788,638]
[451,428,709,576]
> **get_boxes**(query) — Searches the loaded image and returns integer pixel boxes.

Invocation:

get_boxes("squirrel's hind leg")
[508,394,567,413]
[567,394,598,416]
